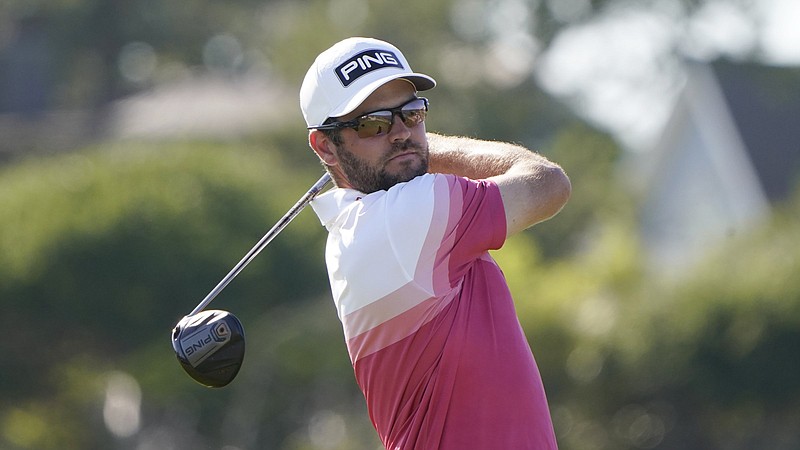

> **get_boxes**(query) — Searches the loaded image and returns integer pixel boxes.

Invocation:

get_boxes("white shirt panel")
[310,174,438,319]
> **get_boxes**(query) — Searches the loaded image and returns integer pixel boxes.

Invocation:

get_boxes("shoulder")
[386,173,500,203]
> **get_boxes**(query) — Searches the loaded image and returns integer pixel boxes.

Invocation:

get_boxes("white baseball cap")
[300,37,436,128]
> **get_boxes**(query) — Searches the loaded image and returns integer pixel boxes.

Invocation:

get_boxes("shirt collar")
[310,187,364,229]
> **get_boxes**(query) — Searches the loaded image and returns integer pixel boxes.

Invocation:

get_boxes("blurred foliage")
[0,0,702,114]
[0,141,331,447]
[524,121,631,259]
[0,0,724,103]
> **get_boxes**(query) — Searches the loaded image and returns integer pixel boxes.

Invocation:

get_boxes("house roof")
[711,60,800,202]
[635,60,779,274]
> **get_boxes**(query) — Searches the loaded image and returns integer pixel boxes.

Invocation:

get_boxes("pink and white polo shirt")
[311,173,557,450]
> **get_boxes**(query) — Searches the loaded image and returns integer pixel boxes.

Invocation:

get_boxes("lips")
[383,141,426,168]
[384,144,422,163]
[387,151,418,162]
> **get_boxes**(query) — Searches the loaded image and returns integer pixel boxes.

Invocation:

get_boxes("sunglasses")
[312,97,429,138]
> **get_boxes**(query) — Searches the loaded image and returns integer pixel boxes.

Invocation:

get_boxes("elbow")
[500,162,572,233]
[554,166,572,207]
[541,166,571,219]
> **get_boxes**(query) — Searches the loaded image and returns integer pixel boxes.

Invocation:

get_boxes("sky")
[532,0,800,151]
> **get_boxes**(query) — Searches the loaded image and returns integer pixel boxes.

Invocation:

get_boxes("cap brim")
[327,73,436,121]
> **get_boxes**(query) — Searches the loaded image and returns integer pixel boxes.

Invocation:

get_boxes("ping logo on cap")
[335,49,404,87]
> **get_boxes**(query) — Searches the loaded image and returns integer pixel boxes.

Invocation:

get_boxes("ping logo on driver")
[181,321,232,366]
[335,49,403,87]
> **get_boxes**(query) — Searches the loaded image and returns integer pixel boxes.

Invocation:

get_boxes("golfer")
[301,37,570,449]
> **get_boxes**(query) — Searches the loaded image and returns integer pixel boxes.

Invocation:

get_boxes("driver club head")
[171,310,245,388]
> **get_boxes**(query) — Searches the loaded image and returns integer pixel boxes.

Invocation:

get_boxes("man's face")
[328,79,429,194]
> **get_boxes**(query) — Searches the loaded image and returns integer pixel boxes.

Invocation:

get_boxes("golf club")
[172,172,331,387]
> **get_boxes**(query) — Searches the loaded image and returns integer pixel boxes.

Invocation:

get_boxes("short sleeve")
[384,174,507,292]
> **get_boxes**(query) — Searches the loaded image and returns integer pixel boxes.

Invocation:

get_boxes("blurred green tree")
[0,141,332,447]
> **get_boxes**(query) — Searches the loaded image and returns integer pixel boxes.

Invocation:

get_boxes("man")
[300,37,570,449]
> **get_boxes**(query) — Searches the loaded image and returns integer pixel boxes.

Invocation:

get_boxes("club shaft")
[188,173,331,316]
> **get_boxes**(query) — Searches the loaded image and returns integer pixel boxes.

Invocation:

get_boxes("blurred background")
[1,0,798,449]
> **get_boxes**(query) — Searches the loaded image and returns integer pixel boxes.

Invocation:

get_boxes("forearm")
[426,132,571,234]
[427,132,558,179]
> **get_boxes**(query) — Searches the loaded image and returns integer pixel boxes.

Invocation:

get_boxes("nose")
[386,112,412,141]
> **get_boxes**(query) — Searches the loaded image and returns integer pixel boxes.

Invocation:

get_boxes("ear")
[308,130,339,166]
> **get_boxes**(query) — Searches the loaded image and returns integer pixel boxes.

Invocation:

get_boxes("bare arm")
[427,132,571,236]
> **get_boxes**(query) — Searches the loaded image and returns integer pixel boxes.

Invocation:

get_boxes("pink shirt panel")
[311,174,557,450]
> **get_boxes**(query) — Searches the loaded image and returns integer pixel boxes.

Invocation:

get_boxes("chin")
[393,161,428,184]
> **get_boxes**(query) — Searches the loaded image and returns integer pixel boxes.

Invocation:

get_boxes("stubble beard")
[336,140,429,194]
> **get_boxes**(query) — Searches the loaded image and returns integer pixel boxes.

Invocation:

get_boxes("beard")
[336,140,429,194]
